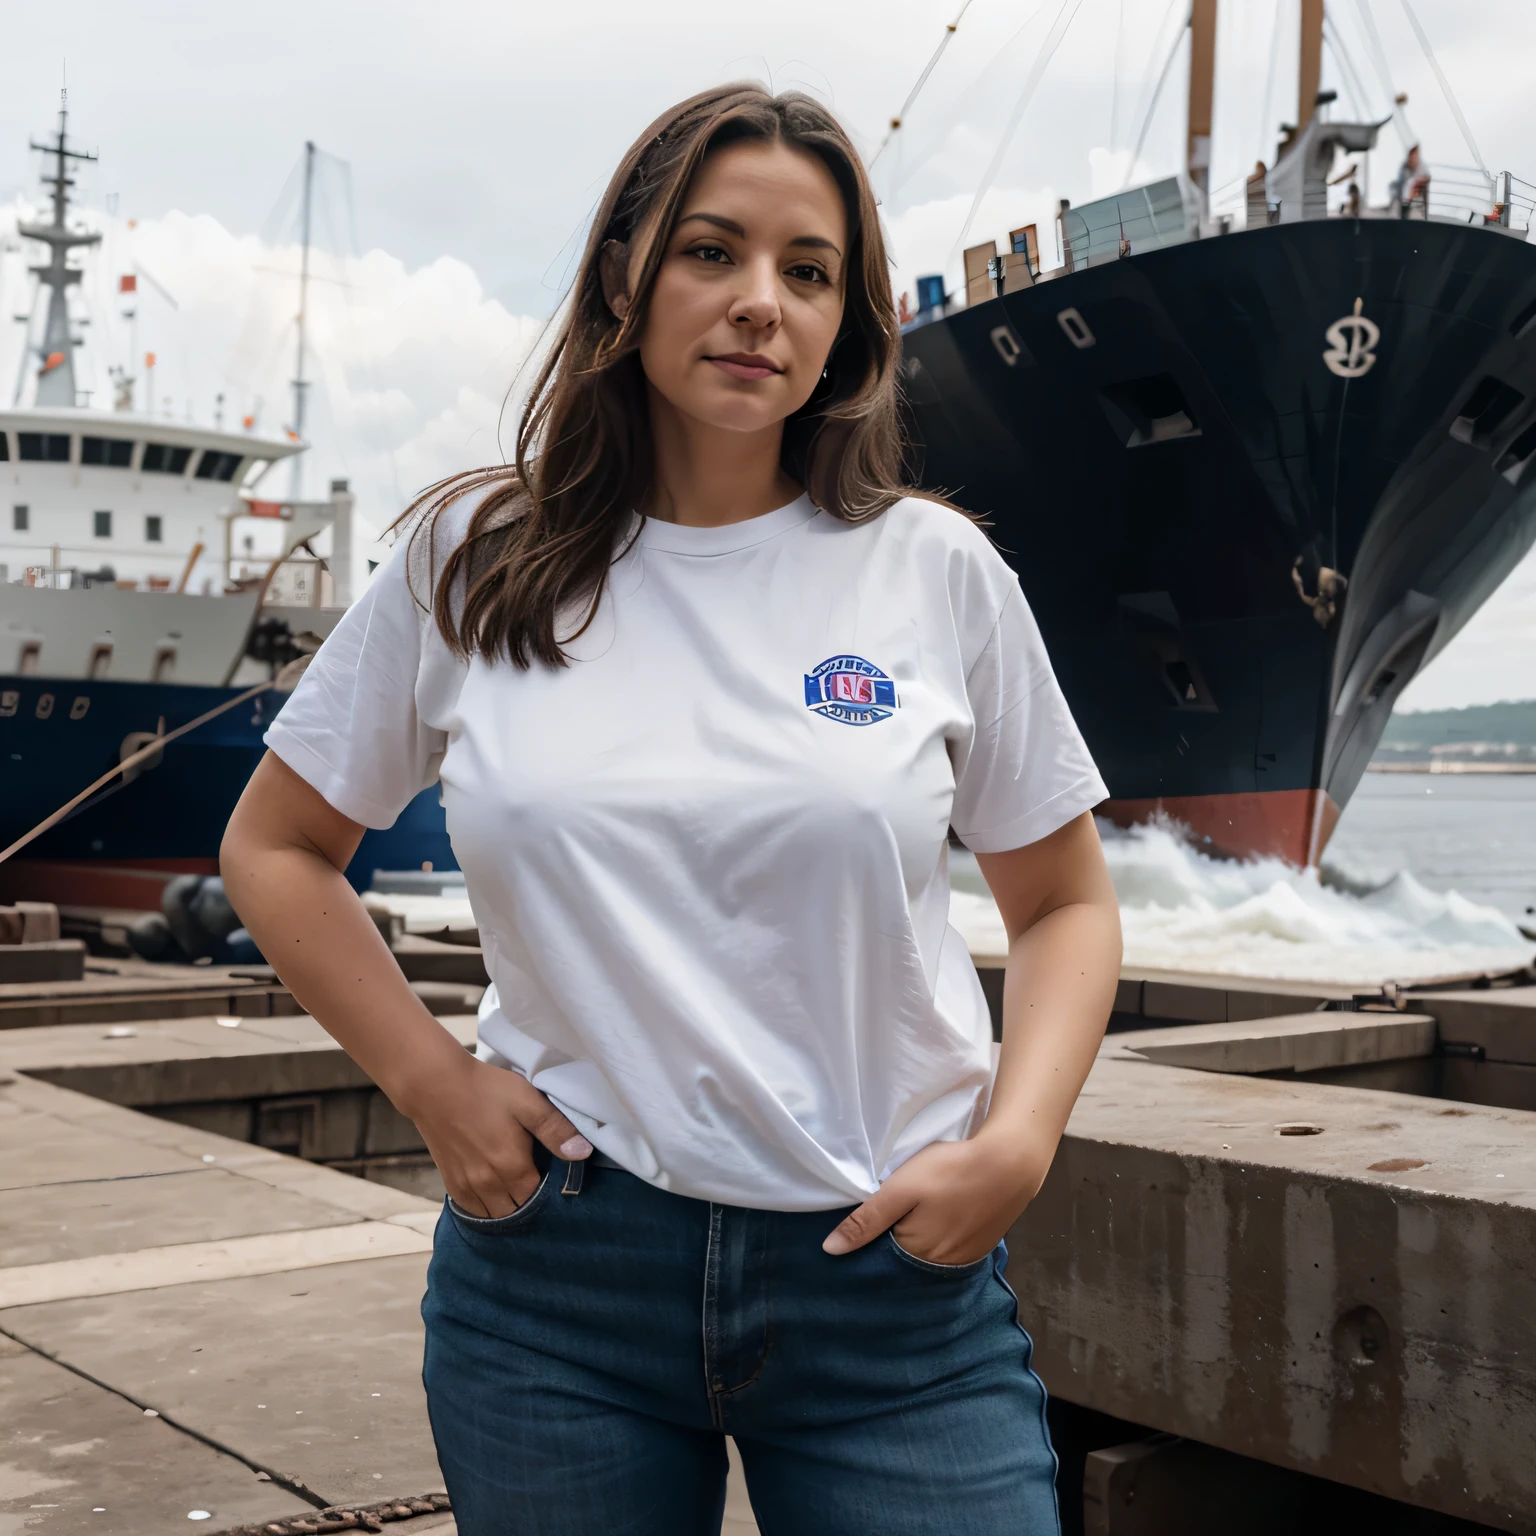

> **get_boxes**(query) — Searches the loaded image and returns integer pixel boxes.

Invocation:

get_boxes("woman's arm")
[823,811,1121,1261]
[221,752,591,1217]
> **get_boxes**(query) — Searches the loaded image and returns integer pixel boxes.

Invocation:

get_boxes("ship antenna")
[289,139,315,503]
[19,86,101,408]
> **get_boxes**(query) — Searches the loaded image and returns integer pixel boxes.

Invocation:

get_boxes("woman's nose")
[728,259,782,329]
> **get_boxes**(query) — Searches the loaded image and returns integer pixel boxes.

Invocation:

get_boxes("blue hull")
[0,675,455,899]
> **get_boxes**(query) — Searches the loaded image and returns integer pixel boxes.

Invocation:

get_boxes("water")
[1326,772,1536,923]
[948,773,1536,986]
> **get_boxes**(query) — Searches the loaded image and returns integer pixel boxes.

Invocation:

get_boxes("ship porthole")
[70,696,90,720]
[1057,307,1096,349]
[990,325,1023,367]
[35,693,54,720]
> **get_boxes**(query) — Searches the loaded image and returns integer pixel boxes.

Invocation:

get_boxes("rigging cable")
[1397,0,1488,183]
[1124,6,1194,185]
[1352,0,1414,149]
[1255,0,1285,168]
[868,0,978,172]
[885,0,1052,199]
[1109,0,1127,151]
[1321,13,1372,121]
[1121,0,1185,175]
[952,0,1088,256]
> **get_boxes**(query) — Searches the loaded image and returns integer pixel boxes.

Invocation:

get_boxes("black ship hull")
[903,216,1536,863]
[0,677,456,909]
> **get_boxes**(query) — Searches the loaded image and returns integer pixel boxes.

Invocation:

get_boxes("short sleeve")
[264,538,446,829]
[950,586,1109,853]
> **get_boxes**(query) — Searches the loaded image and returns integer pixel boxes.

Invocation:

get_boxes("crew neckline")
[636,494,818,555]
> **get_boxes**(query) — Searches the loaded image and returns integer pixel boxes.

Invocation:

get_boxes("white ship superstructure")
[1,406,298,593]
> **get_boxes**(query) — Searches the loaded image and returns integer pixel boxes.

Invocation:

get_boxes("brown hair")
[405,82,920,668]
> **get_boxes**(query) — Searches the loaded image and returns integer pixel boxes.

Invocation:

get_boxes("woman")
[222,84,1121,1536]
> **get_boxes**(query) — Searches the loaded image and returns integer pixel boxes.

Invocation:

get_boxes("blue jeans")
[421,1155,1060,1535]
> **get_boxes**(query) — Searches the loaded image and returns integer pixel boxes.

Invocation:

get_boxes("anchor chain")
[209,1492,452,1535]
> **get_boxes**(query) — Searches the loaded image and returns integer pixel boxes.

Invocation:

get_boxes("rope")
[209,1492,452,1535]
[0,657,309,868]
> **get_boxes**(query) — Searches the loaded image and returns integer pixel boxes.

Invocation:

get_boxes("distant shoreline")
[1368,761,1536,775]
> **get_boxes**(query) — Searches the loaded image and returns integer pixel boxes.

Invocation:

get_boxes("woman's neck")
[644,385,802,527]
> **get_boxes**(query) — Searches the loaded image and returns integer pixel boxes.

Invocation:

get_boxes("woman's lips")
[708,356,782,381]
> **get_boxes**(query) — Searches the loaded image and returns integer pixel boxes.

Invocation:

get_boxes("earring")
[822,366,830,380]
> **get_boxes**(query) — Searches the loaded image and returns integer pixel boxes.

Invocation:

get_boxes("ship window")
[18,432,70,463]
[12,505,28,532]
[94,511,113,539]
[142,442,193,475]
[194,449,243,482]
[81,435,135,467]
[0,434,8,461]
[18,641,40,675]
[1450,376,1525,448]
[88,643,113,680]
[145,514,163,543]
[1510,297,1536,340]
[1098,374,1202,448]
[1497,418,1536,485]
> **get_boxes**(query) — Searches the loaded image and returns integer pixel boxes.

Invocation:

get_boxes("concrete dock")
[2,960,1534,1531]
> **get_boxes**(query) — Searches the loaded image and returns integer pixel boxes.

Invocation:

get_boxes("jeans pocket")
[885,1230,995,1277]
[445,1165,554,1234]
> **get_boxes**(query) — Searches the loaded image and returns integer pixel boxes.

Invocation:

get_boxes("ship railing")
[1410,165,1535,232]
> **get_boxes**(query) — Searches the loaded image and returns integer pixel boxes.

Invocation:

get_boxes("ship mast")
[19,90,101,409]
[1186,0,1217,197]
[289,140,315,503]
[1297,0,1325,137]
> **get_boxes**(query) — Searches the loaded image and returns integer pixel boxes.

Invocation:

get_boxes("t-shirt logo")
[804,655,899,726]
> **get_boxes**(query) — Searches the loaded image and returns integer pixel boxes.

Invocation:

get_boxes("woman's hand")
[821,1130,1047,1266]
[398,1052,593,1219]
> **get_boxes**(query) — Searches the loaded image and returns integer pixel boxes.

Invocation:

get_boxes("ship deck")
[2,959,1534,1532]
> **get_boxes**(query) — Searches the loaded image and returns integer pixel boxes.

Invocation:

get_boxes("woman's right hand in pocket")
[399,1053,592,1218]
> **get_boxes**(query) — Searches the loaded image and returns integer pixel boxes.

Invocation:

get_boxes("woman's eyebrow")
[677,212,842,257]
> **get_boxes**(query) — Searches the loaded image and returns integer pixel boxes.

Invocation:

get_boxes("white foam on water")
[948,819,1533,985]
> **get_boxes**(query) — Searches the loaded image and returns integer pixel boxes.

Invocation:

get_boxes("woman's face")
[631,139,849,438]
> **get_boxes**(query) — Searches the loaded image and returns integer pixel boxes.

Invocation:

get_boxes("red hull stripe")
[1100,789,1342,867]
[0,858,219,911]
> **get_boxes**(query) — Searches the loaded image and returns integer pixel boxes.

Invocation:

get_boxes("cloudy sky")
[2,0,1532,708]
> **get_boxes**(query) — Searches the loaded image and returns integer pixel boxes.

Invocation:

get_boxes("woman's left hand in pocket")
[821,1131,1048,1266]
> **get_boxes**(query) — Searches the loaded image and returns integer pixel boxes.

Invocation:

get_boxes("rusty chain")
[210,1491,451,1535]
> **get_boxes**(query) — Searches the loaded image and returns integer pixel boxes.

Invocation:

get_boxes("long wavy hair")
[405,82,922,668]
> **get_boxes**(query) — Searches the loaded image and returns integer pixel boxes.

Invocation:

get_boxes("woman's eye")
[690,245,730,264]
[788,264,828,284]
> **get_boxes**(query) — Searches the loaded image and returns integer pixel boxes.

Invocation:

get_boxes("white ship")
[0,98,452,909]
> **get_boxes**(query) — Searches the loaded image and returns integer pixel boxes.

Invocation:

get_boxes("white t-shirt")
[266,492,1107,1211]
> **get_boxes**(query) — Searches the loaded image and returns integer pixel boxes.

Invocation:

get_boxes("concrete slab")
[0,1168,366,1267]
[1415,985,1536,1065]
[0,941,85,985]
[1007,1040,1536,1532]
[0,1334,312,1533]
[1,1254,443,1509]
[1118,1013,1437,1075]
[0,1105,198,1193]
[0,1222,432,1309]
